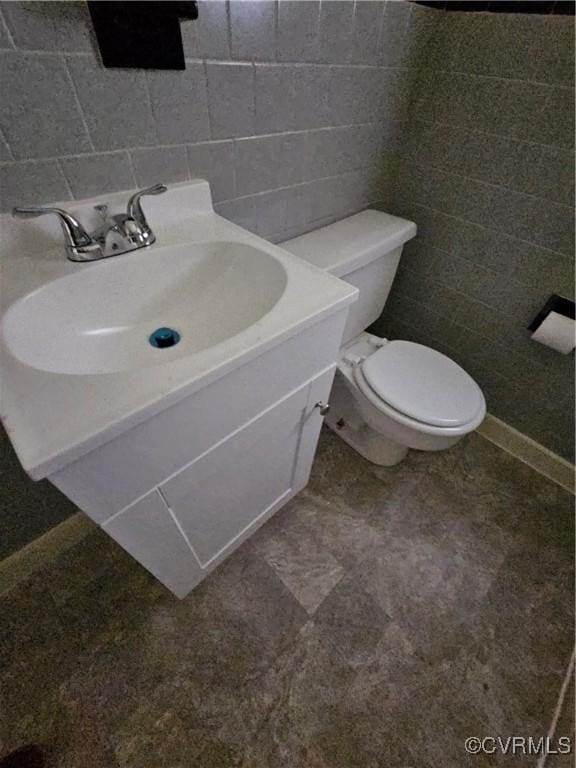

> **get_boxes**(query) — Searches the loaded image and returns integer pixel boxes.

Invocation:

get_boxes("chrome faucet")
[12,183,167,262]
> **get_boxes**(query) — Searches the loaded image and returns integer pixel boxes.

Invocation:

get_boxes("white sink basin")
[1,241,287,375]
[0,179,357,479]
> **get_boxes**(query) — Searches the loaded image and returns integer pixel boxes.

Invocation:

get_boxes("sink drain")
[149,327,181,349]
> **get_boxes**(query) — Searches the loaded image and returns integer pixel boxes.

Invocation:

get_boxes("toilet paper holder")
[528,294,575,354]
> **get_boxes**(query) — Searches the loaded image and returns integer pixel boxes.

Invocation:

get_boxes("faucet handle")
[127,183,167,222]
[125,183,167,246]
[12,206,93,248]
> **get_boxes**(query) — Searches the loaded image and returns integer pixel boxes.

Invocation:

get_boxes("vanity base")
[50,311,346,597]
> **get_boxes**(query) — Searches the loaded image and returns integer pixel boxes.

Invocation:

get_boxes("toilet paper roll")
[531,311,575,354]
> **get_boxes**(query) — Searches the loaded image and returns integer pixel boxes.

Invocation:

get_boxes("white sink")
[2,241,287,375]
[0,179,357,479]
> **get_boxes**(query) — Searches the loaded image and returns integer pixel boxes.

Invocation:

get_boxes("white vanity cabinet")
[50,311,346,597]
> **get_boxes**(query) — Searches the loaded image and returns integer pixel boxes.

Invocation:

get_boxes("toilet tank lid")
[280,210,417,278]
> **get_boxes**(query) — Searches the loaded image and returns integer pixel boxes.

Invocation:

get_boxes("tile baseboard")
[0,511,95,597]
[477,413,575,495]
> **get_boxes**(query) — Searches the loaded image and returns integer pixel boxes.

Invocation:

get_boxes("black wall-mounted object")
[88,1,198,70]
[528,294,576,332]
[413,1,574,13]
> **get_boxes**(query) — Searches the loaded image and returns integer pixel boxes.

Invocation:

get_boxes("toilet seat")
[360,340,485,428]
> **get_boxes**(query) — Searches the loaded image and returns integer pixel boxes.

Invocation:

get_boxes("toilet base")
[324,373,409,466]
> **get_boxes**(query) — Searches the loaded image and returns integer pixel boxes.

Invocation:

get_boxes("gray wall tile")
[60,152,134,199]
[379,0,411,68]
[277,1,320,63]
[318,0,354,65]
[0,52,91,159]
[351,1,383,66]
[131,146,190,188]
[0,7,14,48]
[0,159,69,211]
[305,124,383,179]
[206,62,255,138]
[254,184,309,238]
[0,129,12,161]
[234,132,308,196]
[387,7,575,461]
[214,196,257,233]
[533,15,574,86]
[147,65,210,145]
[181,0,230,60]
[328,66,383,126]
[255,64,330,133]
[1,1,93,53]
[187,141,235,203]
[230,0,276,62]
[67,58,157,151]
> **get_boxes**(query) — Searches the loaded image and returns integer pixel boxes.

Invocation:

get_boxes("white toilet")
[283,210,486,466]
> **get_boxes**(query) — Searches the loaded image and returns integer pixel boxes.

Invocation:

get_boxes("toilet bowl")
[282,210,486,466]
[324,332,486,465]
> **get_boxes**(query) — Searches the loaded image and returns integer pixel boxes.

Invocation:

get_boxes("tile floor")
[0,429,574,767]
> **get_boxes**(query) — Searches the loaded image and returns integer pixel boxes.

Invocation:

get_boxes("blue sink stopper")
[149,327,181,349]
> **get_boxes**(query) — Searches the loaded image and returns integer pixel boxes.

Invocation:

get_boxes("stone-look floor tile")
[62,547,308,752]
[1,681,118,768]
[288,490,390,570]
[250,507,344,614]
[469,543,574,728]
[367,651,542,768]
[43,526,139,606]
[213,620,408,768]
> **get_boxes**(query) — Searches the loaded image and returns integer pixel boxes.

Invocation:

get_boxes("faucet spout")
[12,206,93,250]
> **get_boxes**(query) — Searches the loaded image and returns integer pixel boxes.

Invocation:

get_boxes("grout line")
[400,201,571,263]
[56,158,75,200]
[142,71,161,145]
[6,48,92,57]
[225,0,233,61]
[397,188,571,259]
[273,0,279,64]
[0,7,17,49]
[0,125,14,161]
[410,115,574,156]
[537,648,575,768]
[183,54,403,70]
[419,65,574,90]
[62,55,95,153]
[403,128,573,210]
[402,155,573,214]
[123,150,137,188]
[0,121,382,167]
[203,59,215,141]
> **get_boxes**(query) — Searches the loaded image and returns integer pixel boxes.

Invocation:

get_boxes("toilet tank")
[282,210,417,343]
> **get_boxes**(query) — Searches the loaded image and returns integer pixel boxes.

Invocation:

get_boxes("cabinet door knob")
[315,401,330,416]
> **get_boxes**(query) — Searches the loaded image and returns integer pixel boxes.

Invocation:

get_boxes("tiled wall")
[0,0,416,243]
[376,7,575,461]
[0,0,420,559]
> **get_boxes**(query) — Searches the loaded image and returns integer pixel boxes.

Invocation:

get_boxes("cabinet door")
[103,489,202,598]
[160,369,334,569]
